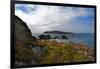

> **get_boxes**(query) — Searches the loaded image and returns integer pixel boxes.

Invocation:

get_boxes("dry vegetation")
[33,39,95,64]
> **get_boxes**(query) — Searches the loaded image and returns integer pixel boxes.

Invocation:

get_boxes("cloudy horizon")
[15,4,95,33]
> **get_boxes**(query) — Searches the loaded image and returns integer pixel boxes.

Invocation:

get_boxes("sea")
[32,33,94,48]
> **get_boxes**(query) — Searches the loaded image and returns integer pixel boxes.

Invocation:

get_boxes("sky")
[15,4,95,33]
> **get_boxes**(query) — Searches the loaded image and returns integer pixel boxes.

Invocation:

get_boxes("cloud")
[15,4,94,33]
[15,4,37,14]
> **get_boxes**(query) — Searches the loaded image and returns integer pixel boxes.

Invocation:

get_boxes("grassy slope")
[35,40,94,64]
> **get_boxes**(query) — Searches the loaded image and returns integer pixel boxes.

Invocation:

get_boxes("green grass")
[37,40,89,64]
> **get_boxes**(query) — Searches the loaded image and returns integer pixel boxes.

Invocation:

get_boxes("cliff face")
[15,16,35,66]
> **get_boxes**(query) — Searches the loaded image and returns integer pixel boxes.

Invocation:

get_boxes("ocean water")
[32,33,94,48]
[65,33,94,48]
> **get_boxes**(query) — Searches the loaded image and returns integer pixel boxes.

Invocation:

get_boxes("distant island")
[44,30,74,34]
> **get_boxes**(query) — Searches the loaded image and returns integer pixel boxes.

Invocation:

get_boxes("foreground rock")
[15,16,47,67]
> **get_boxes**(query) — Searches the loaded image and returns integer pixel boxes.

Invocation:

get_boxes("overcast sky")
[15,4,95,33]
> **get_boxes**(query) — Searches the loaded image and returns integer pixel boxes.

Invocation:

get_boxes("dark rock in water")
[38,34,51,39]
[61,35,68,39]
[15,16,37,67]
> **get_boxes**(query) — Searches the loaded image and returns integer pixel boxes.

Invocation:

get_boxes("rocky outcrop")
[15,16,33,43]
[15,16,39,67]
[15,16,47,67]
